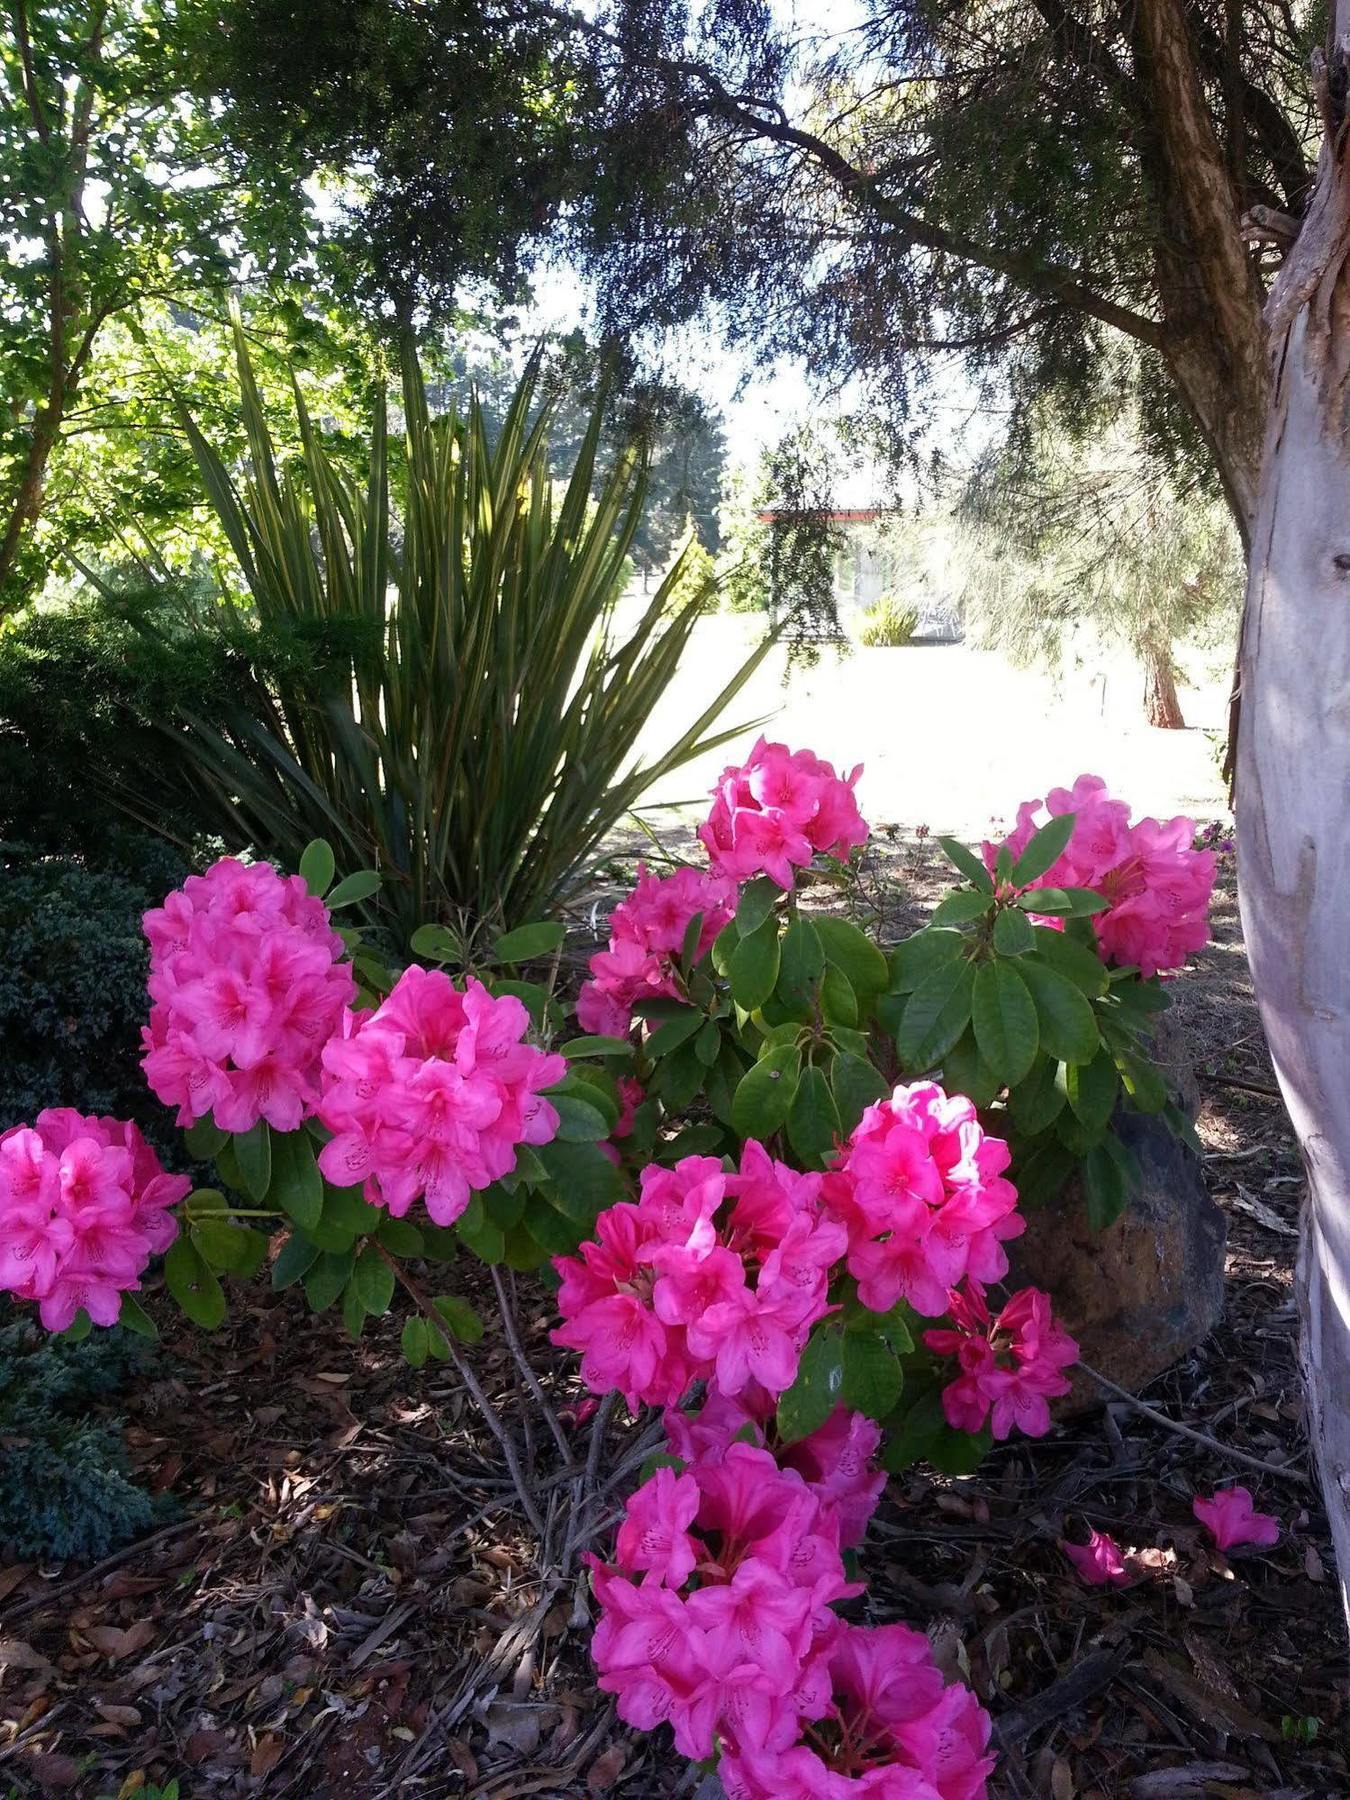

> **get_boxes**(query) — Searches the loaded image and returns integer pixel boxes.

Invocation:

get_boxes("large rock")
[1005,1110,1226,1406]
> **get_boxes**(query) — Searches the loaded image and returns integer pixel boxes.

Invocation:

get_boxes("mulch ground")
[0,837,1344,1800]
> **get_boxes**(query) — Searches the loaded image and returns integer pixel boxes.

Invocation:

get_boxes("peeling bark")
[1237,17,1350,1624]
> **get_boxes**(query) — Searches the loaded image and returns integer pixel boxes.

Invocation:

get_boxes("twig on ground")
[491,1264,576,1469]
[1078,1360,1310,1485]
[6,1517,200,1623]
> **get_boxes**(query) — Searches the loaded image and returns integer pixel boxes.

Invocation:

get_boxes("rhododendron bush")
[0,740,1219,1798]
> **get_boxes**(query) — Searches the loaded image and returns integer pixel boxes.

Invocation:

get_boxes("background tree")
[961,420,1244,727]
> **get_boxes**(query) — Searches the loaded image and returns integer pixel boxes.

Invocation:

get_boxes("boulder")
[1006,1110,1226,1407]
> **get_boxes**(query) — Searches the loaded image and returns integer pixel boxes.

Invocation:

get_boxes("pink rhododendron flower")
[925,1279,1077,1441]
[824,1083,1025,1318]
[1061,1528,1131,1587]
[983,776,1215,978]
[141,856,355,1132]
[699,738,869,888]
[577,864,736,1036]
[0,1111,189,1333]
[316,968,564,1227]
[553,1145,843,1409]
[1192,1486,1280,1551]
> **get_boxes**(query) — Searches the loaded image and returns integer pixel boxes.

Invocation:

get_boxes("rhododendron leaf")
[897,956,976,1070]
[1009,812,1077,886]
[548,1094,612,1143]
[656,1122,727,1160]
[729,916,781,1012]
[937,835,994,892]
[931,888,992,926]
[776,1325,845,1443]
[234,1122,273,1206]
[1116,1049,1168,1113]
[352,1246,396,1316]
[493,919,566,964]
[192,1220,268,1277]
[928,1424,993,1476]
[513,1146,549,1184]
[992,906,1035,955]
[318,1182,381,1240]
[787,1065,841,1167]
[1066,1047,1119,1133]
[1163,1100,1203,1154]
[841,1333,903,1419]
[523,1193,580,1254]
[814,916,889,998]
[1009,1056,1069,1135]
[710,919,739,976]
[409,923,464,963]
[995,845,1013,882]
[1018,959,1101,1065]
[304,1249,356,1312]
[829,1051,889,1133]
[880,1387,945,1471]
[183,1186,228,1221]
[1082,1137,1132,1229]
[164,1238,226,1330]
[888,927,965,993]
[484,1183,527,1229]
[420,1222,462,1262]
[651,1042,705,1112]
[1011,1134,1079,1209]
[490,978,557,1028]
[377,1216,424,1257]
[270,1129,321,1231]
[502,1223,546,1270]
[59,1311,93,1344]
[1108,972,1172,1015]
[456,1211,506,1264]
[536,1141,623,1216]
[820,965,859,1027]
[940,1033,1001,1109]
[433,1294,486,1344]
[644,1006,703,1058]
[676,909,706,975]
[299,838,336,898]
[736,876,782,936]
[342,1285,368,1339]
[870,1300,916,1355]
[325,869,383,908]
[972,961,1039,1087]
[117,1293,158,1340]
[272,1231,322,1289]
[1030,927,1110,997]
[777,914,824,1010]
[730,1044,800,1138]
[558,1034,636,1060]
[183,1117,228,1160]
[694,1018,722,1066]
[401,1315,431,1368]
[1055,1109,1104,1156]
[1020,886,1109,917]
[551,1069,620,1130]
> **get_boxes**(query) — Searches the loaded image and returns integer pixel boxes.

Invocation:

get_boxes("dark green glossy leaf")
[729,916,781,1012]
[829,1051,889,1134]
[730,1043,801,1139]
[493,919,566,963]
[814,916,888,998]
[931,888,993,926]
[937,836,994,892]
[272,1231,321,1289]
[270,1128,322,1231]
[1008,1056,1068,1135]
[645,1006,703,1058]
[897,955,976,1070]
[304,1248,356,1311]
[326,868,383,908]
[234,1121,273,1205]
[299,837,335,897]
[736,875,781,936]
[558,1034,636,1060]
[184,1117,228,1160]
[549,1093,612,1142]
[971,960,1039,1086]
[940,1032,1001,1109]
[432,1293,485,1344]
[351,1245,395,1315]
[887,927,965,993]
[164,1237,226,1329]
[1031,927,1109,996]
[776,1326,845,1443]
[117,1292,158,1339]
[409,922,463,963]
[1066,1047,1120,1133]
[1009,812,1076,886]
[1018,958,1101,1064]
[401,1315,430,1367]
[992,906,1035,955]
[840,1332,903,1419]
[787,1065,841,1167]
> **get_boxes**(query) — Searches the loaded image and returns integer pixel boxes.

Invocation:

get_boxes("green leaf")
[694,1018,722,1065]
[820,965,859,1027]
[117,1292,158,1339]
[940,1032,1001,1109]
[304,1249,355,1311]
[776,1326,845,1443]
[1009,812,1076,886]
[1008,1056,1068,1135]
[1066,1047,1120,1133]
[549,1093,612,1142]
[731,1044,801,1138]
[326,869,383,908]
[401,1315,431,1368]
[1018,886,1108,917]
[1010,1135,1078,1209]
[736,875,781,936]
[456,1211,506,1264]
[928,1424,993,1476]
[1031,927,1109,996]
[559,1034,635,1060]
[931,889,992,926]
[192,1219,268,1277]
[880,1387,946,1471]
[502,1222,545,1270]
[787,1064,841,1167]
[1082,1138,1129,1229]
[270,1129,322,1231]
[409,922,464,963]
[813,916,888,998]
[678,908,706,973]
[493,919,566,963]
[937,836,994,892]
[536,1139,623,1218]
[778,915,825,1010]
[651,1041,704,1113]
[840,1333,903,1419]
[1018,958,1101,1064]
[318,1181,382,1242]
[710,920,739,977]
[352,1245,395,1315]
[887,927,965,993]
[729,916,781,1012]
[342,1284,368,1339]
[299,838,336,897]
[524,1192,581,1254]
[272,1231,321,1289]
[432,1294,485,1344]
[233,1121,273,1204]
[1117,1049,1168,1113]
[164,1237,226,1330]
[377,1216,425,1257]
[184,1117,228,1160]
[971,960,1039,1086]
[828,1051,889,1134]
[59,1311,92,1344]
[992,906,1035,955]
[645,1006,704,1058]
[897,955,976,1070]
[484,1182,527,1230]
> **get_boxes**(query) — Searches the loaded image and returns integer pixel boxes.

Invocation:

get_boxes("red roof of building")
[755,508,883,524]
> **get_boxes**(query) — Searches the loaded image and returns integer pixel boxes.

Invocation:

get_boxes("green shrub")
[0,1303,170,1562]
[855,594,919,647]
[0,836,187,1149]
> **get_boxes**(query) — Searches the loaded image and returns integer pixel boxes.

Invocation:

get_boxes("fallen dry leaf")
[587,1744,628,1792]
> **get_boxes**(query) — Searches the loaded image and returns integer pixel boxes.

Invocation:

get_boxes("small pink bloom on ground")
[1061,1528,1131,1587]
[1192,1486,1280,1550]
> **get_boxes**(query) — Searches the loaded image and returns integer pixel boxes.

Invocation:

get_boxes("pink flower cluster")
[316,968,565,1225]
[577,864,737,1038]
[141,857,355,1133]
[699,737,869,889]
[0,1110,189,1332]
[925,1280,1078,1440]
[987,775,1216,978]
[823,1084,1025,1319]
[552,1143,845,1410]
[589,1423,992,1797]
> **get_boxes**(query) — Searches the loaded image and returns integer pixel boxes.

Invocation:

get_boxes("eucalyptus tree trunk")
[1236,16,1350,1621]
